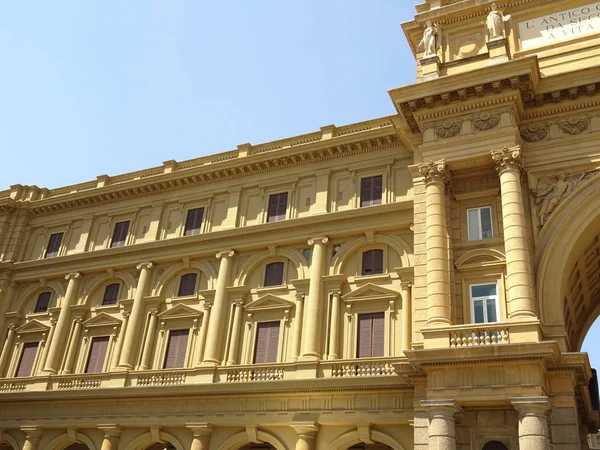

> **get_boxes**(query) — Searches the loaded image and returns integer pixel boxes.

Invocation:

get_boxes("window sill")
[454,237,504,250]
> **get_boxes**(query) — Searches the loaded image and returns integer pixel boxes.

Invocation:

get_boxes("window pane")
[34,292,52,313]
[473,300,485,324]
[111,221,130,248]
[362,250,384,275]
[486,299,498,323]
[184,208,204,236]
[467,209,480,241]
[268,193,288,222]
[360,176,383,207]
[102,284,120,305]
[44,233,64,258]
[178,273,198,297]
[16,342,39,377]
[480,207,493,239]
[471,284,497,298]
[264,262,284,287]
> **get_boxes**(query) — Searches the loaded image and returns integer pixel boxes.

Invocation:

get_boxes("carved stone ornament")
[418,159,451,185]
[473,112,501,131]
[519,123,548,143]
[531,169,599,228]
[559,117,590,135]
[435,121,461,139]
[490,146,523,175]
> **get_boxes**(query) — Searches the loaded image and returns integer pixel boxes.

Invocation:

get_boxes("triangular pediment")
[245,294,295,312]
[84,312,122,328]
[342,283,400,302]
[16,319,50,334]
[158,304,201,320]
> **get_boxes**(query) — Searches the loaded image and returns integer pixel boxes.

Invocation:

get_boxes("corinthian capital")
[418,160,451,185]
[491,146,523,175]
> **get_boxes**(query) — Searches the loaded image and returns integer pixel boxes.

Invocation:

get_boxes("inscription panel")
[519,2,600,50]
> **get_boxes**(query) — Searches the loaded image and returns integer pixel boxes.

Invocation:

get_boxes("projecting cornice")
[0,117,402,216]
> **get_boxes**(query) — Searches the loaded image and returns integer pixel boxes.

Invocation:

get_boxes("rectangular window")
[44,232,64,258]
[15,342,39,377]
[178,273,198,297]
[85,336,110,373]
[253,321,280,364]
[267,193,288,223]
[110,221,130,248]
[357,312,384,358]
[467,207,493,241]
[264,262,284,287]
[34,292,52,313]
[163,329,190,369]
[470,283,499,324]
[102,283,121,306]
[360,175,383,207]
[184,208,204,236]
[362,249,384,275]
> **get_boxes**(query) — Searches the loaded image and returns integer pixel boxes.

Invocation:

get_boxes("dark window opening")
[357,312,384,358]
[253,321,280,364]
[34,292,52,313]
[164,329,189,369]
[362,249,384,275]
[267,193,288,222]
[44,232,64,258]
[264,262,284,287]
[15,342,39,377]
[110,221,130,248]
[184,208,204,236]
[85,336,110,373]
[360,175,383,207]
[178,273,198,297]
[102,283,121,305]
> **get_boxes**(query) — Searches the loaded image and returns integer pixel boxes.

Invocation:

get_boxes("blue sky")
[1,1,598,369]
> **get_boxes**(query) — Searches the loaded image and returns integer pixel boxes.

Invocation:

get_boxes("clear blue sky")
[1,1,599,370]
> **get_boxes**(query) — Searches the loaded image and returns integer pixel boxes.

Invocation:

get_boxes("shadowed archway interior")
[482,441,508,450]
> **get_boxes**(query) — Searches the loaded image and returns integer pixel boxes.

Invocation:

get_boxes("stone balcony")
[0,356,407,394]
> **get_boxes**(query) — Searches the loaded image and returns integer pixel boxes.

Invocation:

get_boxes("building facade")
[1,0,600,449]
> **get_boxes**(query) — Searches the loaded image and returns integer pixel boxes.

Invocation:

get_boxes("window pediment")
[245,294,295,312]
[83,312,122,329]
[158,303,202,320]
[342,283,400,304]
[16,319,50,335]
[455,248,506,271]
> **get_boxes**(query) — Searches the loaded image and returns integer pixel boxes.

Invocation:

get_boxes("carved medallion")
[473,112,501,131]
[559,117,590,136]
[435,121,462,139]
[519,123,548,142]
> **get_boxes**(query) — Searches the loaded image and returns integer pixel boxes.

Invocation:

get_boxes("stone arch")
[330,234,412,275]
[40,432,97,450]
[0,433,20,450]
[122,431,184,450]
[536,174,600,350]
[235,248,308,286]
[154,261,218,296]
[14,280,66,313]
[328,429,406,450]
[81,272,137,306]
[218,430,287,450]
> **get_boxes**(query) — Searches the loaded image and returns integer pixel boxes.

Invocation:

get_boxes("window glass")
[267,193,288,222]
[481,207,493,238]
[473,300,485,324]
[102,283,120,305]
[184,208,204,236]
[34,292,52,313]
[360,176,383,207]
[264,262,284,287]
[471,283,499,324]
[178,273,198,297]
[362,249,384,275]
[471,284,497,297]
[486,300,498,323]
[467,207,493,241]
[44,232,64,258]
[110,221,130,248]
[467,209,481,241]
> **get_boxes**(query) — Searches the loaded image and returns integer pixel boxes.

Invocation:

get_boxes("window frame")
[101,283,121,306]
[177,273,199,298]
[14,341,41,378]
[359,175,384,208]
[466,206,494,241]
[183,207,205,237]
[44,232,65,259]
[252,321,282,364]
[356,312,385,359]
[163,328,191,369]
[110,220,131,248]
[263,262,285,287]
[84,335,111,374]
[33,291,53,314]
[361,249,385,276]
[266,192,289,223]
[469,282,500,324]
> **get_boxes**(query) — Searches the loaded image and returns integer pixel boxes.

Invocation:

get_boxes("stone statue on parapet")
[417,20,440,57]
[486,3,511,40]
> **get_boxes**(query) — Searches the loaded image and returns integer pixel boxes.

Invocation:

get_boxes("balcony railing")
[56,375,103,390]
[136,370,187,386]
[449,328,510,348]
[225,367,285,382]
[330,360,396,378]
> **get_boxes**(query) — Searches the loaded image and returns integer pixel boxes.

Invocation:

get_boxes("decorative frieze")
[435,121,462,139]
[520,123,548,142]
[472,112,501,131]
[559,116,591,135]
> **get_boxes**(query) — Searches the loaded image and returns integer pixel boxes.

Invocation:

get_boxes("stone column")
[491,146,537,319]
[0,280,15,347]
[187,424,212,450]
[118,262,153,370]
[0,324,16,377]
[98,426,122,450]
[226,300,244,366]
[193,304,211,367]
[44,272,82,374]
[38,317,57,372]
[21,427,42,450]
[327,291,342,360]
[139,309,159,371]
[422,399,462,450]
[301,237,328,361]
[401,282,412,352]
[512,397,551,450]
[418,160,452,326]
[291,293,305,362]
[203,251,234,366]
[62,317,84,374]
[291,422,319,450]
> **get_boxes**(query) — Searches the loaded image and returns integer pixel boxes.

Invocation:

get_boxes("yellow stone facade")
[1,0,600,449]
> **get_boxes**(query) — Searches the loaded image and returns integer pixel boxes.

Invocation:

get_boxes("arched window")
[34,292,52,313]
[362,249,384,275]
[264,262,284,287]
[178,273,198,297]
[482,441,509,450]
[102,283,121,305]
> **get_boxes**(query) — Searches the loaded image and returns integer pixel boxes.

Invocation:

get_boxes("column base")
[299,353,321,362]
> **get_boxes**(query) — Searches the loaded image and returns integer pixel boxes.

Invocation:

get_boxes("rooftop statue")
[417,20,440,57]
[486,3,511,40]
